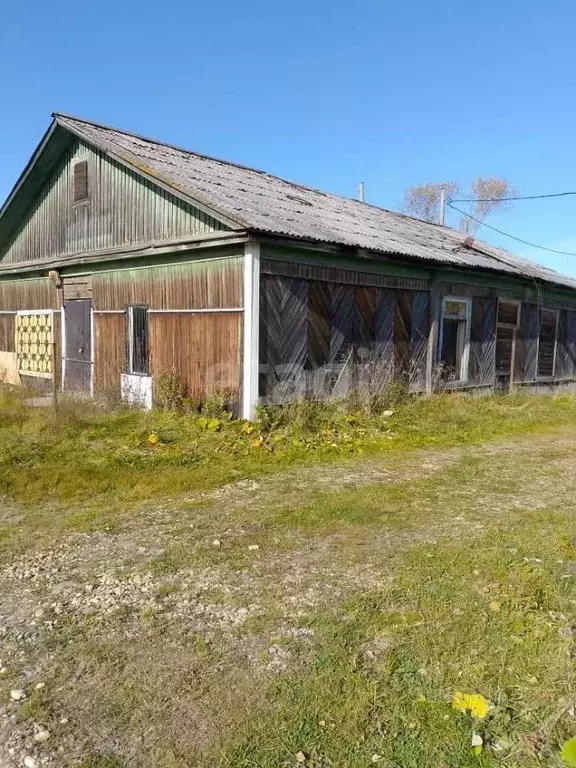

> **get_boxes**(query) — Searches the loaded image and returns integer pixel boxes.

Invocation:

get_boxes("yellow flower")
[251,437,263,448]
[452,692,490,720]
[148,432,160,445]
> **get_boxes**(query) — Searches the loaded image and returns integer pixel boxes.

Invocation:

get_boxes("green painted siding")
[1,140,228,265]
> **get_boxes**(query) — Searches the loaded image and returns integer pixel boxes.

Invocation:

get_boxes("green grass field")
[0,390,574,767]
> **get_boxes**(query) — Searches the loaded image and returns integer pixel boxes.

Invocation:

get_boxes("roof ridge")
[53,112,446,231]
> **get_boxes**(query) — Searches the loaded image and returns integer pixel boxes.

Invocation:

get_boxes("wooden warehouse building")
[1,113,576,418]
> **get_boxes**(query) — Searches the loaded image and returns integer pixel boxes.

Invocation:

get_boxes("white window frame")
[127,305,149,376]
[438,296,472,383]
[537,307,559,379]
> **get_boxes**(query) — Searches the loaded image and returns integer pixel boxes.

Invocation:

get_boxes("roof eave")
[0,119,59,221]
[255,230,576,294]
[54,115,250,232]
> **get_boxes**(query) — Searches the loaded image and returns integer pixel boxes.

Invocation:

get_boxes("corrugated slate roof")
[47,114,576,291]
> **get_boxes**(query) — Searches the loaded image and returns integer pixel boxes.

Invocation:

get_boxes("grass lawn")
[0,391,574,767]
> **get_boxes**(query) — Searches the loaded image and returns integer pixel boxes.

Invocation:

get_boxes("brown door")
[64,299,92,392]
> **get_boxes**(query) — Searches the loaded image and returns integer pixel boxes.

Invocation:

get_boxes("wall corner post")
[241,239,261,419]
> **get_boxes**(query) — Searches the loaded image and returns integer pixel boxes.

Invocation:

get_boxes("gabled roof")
[3,112,576,292]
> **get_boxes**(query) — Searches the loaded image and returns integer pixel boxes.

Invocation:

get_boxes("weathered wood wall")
[259,268,431,401]
[91,254,243,399]
[91,254,243,310]
[150,313,242,398]
[1,139,228,265]
[0,254,244,402]
[260,253,576,402]
[0,315,15,352]
[94,313,127,395]
[0,278,59,309]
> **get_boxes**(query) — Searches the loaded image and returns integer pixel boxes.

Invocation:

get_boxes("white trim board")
[241,241,260,420]
[148,307,243,314]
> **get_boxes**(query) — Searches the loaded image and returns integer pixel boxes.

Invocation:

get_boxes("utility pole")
[358,181,365,203]
[439,187,446,226]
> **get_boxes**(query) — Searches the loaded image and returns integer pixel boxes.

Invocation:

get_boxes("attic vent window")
[73,160,89,202]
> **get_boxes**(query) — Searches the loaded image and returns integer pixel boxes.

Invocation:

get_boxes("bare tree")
[459,176,516,234]
[402,182,460,224]
[403,176,516,234]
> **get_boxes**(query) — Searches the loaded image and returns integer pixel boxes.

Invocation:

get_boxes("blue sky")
[2,0,576,275]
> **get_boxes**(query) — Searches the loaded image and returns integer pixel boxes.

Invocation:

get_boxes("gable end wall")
[1,139,228,265]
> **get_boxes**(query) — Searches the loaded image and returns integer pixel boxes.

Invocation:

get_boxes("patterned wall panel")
[469,297,496,386]
[514,304,539,382]
[329,284,354,365]
[410,291,430,391]
[15,312,54,377]
[394,291,413,380]
[565,311,576,378]
[260,275,435,402]
[259,275,307,400]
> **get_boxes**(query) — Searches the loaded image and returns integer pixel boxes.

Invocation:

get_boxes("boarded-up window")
[128,305,149,375]
[537,309,558,378]
[497,300,520,327]
[496,326,515,374]
[495,300,520,378]
[73,161,89,202]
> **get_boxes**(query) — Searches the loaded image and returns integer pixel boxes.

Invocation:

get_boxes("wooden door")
[64,299,92,392]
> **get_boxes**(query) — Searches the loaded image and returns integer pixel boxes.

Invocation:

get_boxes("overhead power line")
[446,202,576,257]
[450,190,576,203]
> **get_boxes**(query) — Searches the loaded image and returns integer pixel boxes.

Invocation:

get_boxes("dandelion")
[148,432,159,445]
[452,692,490,720]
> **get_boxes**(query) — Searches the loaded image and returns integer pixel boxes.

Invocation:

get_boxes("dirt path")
[0,427,575,767]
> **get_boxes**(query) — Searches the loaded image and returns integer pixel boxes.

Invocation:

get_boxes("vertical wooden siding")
[94,314,127,394]
[87,255,244,398]
[91,255,243,310]
[149,313,242,398]
[1,139,228,265]
[0,278,58,310]
[0,315,15,352]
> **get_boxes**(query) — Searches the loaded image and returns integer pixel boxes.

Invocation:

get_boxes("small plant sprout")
[562,737,576,767]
